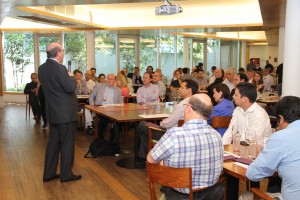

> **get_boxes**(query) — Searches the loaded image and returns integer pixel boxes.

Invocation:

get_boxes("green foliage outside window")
[4,33,34,91]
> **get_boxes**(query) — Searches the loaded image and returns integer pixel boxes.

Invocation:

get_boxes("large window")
[160,35,176,83]
[140,36,157,73]
[95,32,117,76]
[176,36,184,69]
[3,33,34,92]
[207,39,220,75]
[119,37,136,73]
[64,32,87,72]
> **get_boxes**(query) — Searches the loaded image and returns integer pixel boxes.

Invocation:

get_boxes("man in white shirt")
[262,68,274,92]
[222,68,235,92]
[136,72,159,103]
[85,70,95,93]
[222,82,271,200]
[153,71,166,96]
[137,79,199,165]
[223,82,271,144]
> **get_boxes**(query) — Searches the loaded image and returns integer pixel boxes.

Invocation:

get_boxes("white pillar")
[183,38,189,69]
[282,0,300,97]
[86,31,95,70]
[241,41,247,68]
[278,27,285,64]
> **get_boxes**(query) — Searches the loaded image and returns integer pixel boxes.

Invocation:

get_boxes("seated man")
[222,82,271,200]
[89,74,122,144]
[147,94,224,200]
[85,70,96,93]
[136,72,159,103]
[24,72,41,122]
[74,70,88,95]
[137,79,199,162]
[246,96,300,200]
[153,70,166,96]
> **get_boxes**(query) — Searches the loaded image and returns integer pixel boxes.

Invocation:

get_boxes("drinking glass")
[246,129,256,160]
[159,93,165,102]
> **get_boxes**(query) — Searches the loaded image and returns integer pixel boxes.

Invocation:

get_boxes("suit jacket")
[89,83,122,105]
[127,73,143,85]
[38,59,78,124]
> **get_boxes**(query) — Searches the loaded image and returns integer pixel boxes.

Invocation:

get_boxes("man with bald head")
[38,43,81,183]
[147,94,224,199]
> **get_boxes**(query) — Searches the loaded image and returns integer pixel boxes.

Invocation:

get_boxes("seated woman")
[252,71,264,94]
[116,73,130,97]
[208,83,234,136]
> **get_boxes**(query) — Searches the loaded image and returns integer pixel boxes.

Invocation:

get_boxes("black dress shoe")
[43,174,60,182]
[60,175,82,183]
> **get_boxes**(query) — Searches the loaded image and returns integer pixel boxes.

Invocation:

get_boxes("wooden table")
[256,98,278,106]
[223,145,248,181]
[85,103,171,169]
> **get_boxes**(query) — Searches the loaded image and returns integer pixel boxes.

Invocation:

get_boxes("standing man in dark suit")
[127,67,143,93]
[38,42,81,183]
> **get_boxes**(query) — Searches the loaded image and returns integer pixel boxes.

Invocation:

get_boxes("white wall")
[249,45,279,68]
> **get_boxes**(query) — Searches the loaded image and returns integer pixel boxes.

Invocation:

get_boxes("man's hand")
[68,71,74,77]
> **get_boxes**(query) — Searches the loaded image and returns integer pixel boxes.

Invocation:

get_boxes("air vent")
[44,5,75,16]
[18,16,75,26]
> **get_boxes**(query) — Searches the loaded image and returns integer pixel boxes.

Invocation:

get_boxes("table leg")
[116,122,144,169]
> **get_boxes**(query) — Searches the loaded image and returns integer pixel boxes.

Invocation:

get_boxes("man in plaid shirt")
[147,93,224,200]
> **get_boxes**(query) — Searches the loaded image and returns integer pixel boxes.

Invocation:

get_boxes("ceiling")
[0,0,286,45]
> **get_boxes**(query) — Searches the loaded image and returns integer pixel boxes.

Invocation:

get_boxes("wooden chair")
[251,188,273,200]
[146,161,226,200]
[148,119,184,151]
[211,116,232,129]
[25,94,31,119]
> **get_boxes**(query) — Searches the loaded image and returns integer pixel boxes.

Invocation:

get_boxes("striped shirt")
[151,119,224,194]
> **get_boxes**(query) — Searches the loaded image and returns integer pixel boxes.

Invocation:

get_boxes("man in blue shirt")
[247,96,300,200]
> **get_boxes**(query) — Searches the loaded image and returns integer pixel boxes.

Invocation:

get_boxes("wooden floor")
[0,103,266,200]
[0,103,151,200]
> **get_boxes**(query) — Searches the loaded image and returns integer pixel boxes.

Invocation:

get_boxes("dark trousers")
[38,91,47,124]
[43,122,76,180]
[164,182,224,200]
[98,115,121,145]
[226,176,260,200]
[29,95,41,117]
[137,121,165,158]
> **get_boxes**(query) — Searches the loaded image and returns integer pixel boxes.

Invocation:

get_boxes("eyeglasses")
[183,103,196,111]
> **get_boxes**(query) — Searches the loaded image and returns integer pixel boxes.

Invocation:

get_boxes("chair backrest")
[146,162,193,200]
[25,94,31,119]
[212,116,232,129]
[148,119,185,151]
[250,188,273,200]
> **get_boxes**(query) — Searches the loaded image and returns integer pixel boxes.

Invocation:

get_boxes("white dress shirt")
[222,102,271,145]
[222,79,235,92]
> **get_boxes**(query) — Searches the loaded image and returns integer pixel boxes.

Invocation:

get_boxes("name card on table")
[139,114,171,118]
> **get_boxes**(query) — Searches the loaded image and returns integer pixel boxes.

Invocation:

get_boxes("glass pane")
[207,39,220,75]
[4,33,34,92]
[176,36,184,69]
[160,35,175,84]
[120,37,136,73]
[39,36,59,65]
[140,36,157,73]
[64,32,87,72]
[95,32,117,76]
[192,41,204,67]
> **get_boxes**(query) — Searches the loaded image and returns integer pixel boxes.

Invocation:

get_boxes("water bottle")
[232,128,241,155]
